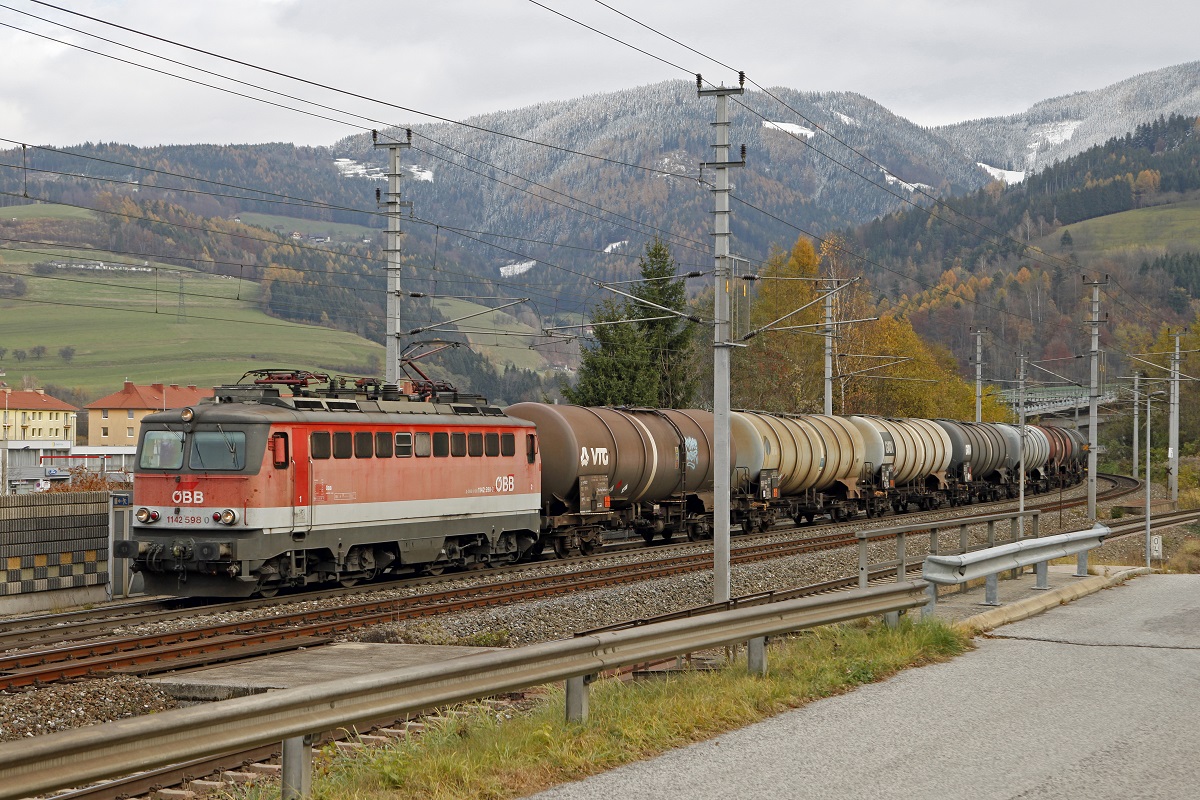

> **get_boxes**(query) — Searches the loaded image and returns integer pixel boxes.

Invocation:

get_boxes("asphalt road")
[527,574,1200,799]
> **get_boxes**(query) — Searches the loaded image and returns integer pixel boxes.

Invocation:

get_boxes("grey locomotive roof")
[141,397,534,428]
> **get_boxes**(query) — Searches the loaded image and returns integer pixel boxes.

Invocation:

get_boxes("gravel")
[3,476,1190,742]
[0,676,180,743]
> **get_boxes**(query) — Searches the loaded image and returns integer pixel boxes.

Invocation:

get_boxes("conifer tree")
[562,238,697,407]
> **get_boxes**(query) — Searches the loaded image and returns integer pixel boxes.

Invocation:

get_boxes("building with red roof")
[1,388,80,494]
[84,381,211,447]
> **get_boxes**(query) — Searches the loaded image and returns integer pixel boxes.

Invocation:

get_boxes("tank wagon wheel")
[660,527,676,543]
[421,563,446,577]
[553,538,572,559]
[339,577,359,588]
[255,583,280,599]
[578,539,598,556]
[641,530,658,545]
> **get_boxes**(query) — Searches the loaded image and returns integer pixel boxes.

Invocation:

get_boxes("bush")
[1167,539,1200,573]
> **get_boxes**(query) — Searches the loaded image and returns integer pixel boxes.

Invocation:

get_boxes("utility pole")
[1084,275,1107,523]
[824,286,833,415]
[1018,352,1027,535]
[1132,372,1140,480]
[971,327,986,423]
[374,129,412,383]
[176,275,185,324]
[698,73,745,605]
[1169,330,1182,506]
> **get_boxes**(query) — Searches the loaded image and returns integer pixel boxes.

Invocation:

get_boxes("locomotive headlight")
[217,508,239,526]
[135,507,160,524]
[180,407,195,422]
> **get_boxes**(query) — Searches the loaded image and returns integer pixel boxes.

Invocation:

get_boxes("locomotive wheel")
[422,563,446,577]
[553,538,571,559]
[339,577,359,588]
[255,584,279,599]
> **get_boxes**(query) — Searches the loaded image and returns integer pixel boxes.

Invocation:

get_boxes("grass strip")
[233,618,970,800]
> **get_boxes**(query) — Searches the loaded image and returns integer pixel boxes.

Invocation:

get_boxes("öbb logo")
[172,490,205,505]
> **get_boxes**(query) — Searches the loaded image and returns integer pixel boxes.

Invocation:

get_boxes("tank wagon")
[118,371,1088,598]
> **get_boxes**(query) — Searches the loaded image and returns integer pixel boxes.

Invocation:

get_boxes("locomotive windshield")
[140,430,185,469]
[189,430,248,470]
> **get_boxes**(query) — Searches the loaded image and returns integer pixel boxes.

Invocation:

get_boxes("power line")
[20,0,690,180]
[542,0,1080,275]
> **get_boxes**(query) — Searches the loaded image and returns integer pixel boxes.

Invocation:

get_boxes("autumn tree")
[58,346,76,363]
[732,237,824,412]
[30,345,46,360]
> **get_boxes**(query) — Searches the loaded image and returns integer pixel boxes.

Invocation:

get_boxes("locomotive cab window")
[311,431,331,459]
[139,430,185,470]
[415,432,431,457]
[485,432,500,457]
[375,432,393,458]
[271,432,289,468]
[333,431,353,459]
[355,431,374,458]
[468,432,484,457]
[432,431,449,457]
[396,432,413,457]
[189,430,247,471]
[501,432,515,457]
[526,433,538,464]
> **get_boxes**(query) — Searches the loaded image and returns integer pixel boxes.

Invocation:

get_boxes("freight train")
[115,370,1086,597]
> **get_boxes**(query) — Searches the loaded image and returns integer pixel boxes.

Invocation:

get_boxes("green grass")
[0,260,381,395]
[0,202,96,221]
[1034,196,1200,259]
[432,297,547,373]
[230,620,969,800]
[236,212,379,243]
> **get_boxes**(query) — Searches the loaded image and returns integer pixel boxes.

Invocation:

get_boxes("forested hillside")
[848,114,1200,383]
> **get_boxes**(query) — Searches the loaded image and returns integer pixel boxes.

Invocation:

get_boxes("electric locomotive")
[118,371,542,597]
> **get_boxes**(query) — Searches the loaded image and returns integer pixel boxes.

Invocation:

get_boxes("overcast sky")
[2,0,1198,148]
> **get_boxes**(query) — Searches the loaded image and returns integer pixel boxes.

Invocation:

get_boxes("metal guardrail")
[857,510,1041,587]
[923,524,1109,608]
[0,581,929,800]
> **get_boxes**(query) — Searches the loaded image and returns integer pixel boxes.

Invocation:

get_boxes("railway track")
[0,473,1143,690]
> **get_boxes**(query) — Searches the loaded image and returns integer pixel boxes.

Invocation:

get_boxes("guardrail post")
[281,734,315,800]
[885,533,906,628]
[1008,515,1021,579]
[858,536,869,590]
[1032,512,1040,539]
[747,636,767,676]
[1034,561,1050,590]
[984,573,1000,606]
[566,674,591,723]
[1075,551,1089,577]
[958,523,968,593]
[923,583,938,618]
[986,520,995,547]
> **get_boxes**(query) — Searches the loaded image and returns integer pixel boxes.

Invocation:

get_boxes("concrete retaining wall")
[0,491,109,613]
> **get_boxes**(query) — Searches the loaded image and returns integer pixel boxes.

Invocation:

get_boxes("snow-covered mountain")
[935,61,1200,173]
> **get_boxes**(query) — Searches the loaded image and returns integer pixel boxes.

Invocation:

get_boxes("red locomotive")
[118,370,542,597]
